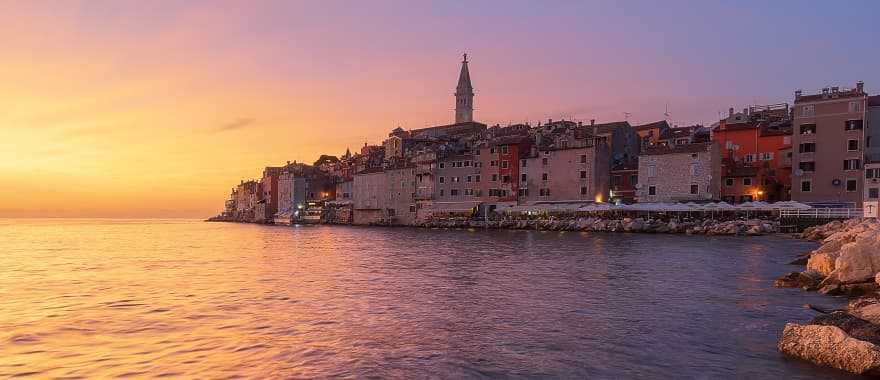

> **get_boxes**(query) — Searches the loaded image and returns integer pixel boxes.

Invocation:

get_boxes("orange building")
[634,120,670,148]
[712,105,792,203]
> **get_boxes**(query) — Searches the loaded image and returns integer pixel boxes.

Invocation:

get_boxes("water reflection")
[0,219,856,378]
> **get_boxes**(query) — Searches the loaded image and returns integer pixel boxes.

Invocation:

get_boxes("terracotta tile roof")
[592,121,631,135]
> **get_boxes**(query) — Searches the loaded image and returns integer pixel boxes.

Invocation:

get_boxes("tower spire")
[454,53,474,124]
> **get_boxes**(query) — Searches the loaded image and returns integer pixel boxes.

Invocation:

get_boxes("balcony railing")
[780,208,863,219]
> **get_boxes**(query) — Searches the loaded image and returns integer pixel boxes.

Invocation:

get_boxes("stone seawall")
[211,214,781,236]
[415,217,778,236]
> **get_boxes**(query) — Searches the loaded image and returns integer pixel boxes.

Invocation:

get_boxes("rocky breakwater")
[419,217,778,236]
[776,218,880,296]
[779,297,880,376]
[776,218,880,375]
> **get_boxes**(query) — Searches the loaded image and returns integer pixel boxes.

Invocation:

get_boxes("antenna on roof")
[664,102,670,120]
[623,112,631,121]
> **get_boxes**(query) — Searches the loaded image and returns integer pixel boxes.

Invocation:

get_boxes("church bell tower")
[454,54,474,124]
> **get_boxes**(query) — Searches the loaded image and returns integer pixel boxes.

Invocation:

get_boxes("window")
[439,189,444,196]
[799,143,816,153]
[464,188,474,196]
[844,159,862,171]
[475,175,481,183]
[518,188,529,197]
[450,189,459,196]
[800,124,816,134]
[611,175,621,187]
[743,178,752,186]
[690,184,698,194]
[801,180,811,192]
[579,155,587,163]
[647,165,657,178]
[466,175,472,182]
[490,160,497,167]
[801,105,814,117]
[868,169,880,179]
[439,176,445,184]
[542,157,548,165]
[630,175,638,186]
[845,120,864,131]
[691,153,698,159]
[580,171,587,179]
[539,188,551,197]
[648,186,657,196]
[848,139,860,151]
[870,188,879,199]
[521,173,527,182]
[744,154,755,163]
[542,173,548,181]
[846,179,857,192]
[490,147,496,154]
[761,152,773,161]
[520,159,527,167]
[464,161,471,167]
[501,145,509,154]
[491,174,498,181]
[725,178,734,187]
[849,101,862,113]
[799,161,816,172]
[690,163,698,176]
[580,187,588,195]
[503,175,511,183]
[501,160,509,169]
[439,163,445,169]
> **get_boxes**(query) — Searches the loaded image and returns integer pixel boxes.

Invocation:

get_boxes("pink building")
[791,82,868,206]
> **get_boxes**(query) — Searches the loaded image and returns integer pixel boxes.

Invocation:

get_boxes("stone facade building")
[520,129,610,204]
[351,166,417,225]
[636,142,721,203]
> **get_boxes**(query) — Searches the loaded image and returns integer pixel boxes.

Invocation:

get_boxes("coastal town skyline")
[2,1,880,218]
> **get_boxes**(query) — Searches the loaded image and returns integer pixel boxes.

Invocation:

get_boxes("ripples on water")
[0,219,856,379]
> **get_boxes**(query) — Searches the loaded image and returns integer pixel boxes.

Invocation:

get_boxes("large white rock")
[806,219,880,280]
[830,232,880,284]
[779,323,880,375]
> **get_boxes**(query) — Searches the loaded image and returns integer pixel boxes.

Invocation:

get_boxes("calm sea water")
[0,219,856,379]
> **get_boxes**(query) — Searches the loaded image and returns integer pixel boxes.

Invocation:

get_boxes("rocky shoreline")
[775,218,880,375]
[210,214,782,236]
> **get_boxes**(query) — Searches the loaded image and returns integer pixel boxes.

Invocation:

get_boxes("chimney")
[822,87,829,98]
[548,118,553,124]
[857,81,865,93]
[590,119,596,126]
[578,121,583,127]
[729,107,734,117]
[795,90,802,100]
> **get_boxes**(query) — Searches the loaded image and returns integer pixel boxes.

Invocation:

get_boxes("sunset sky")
[1,0,878,218]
